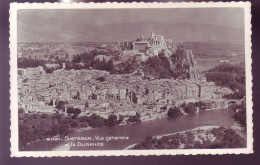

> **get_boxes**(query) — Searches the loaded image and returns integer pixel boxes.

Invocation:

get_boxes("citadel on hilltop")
[117,32,201,80]
[124,32,173,62]
[132,32,173,56]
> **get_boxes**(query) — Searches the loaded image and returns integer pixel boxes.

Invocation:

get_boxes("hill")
[181,42,244,56]
[204,64,245,99]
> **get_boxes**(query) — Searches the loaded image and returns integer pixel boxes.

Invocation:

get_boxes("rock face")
[116,44,204,80]
[170,45,201,79]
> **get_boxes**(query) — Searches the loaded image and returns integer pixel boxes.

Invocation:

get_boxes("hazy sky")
[18,8,244,29]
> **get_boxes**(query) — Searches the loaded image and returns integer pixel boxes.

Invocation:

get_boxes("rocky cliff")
[116,45,204,80]
[170,46,201,79]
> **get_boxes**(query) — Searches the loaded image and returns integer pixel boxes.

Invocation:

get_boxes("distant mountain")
[18,16,244,43]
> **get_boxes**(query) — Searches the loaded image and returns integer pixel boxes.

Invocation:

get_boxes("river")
[22,109,235,151]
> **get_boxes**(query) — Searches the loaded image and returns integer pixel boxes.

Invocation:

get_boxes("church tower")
[151,32,155,39]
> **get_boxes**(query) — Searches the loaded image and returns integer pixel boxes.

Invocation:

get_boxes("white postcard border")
[10,2,253,157]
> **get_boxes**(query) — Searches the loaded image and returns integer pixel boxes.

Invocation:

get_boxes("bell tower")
[151,32,155,39]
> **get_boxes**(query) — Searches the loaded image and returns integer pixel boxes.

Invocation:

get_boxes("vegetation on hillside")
[18,58,65,73]
[204,64,245,99]
[65,49,115,72]
[115,56,140,74]
[18,45,198,80]
[18,49,116,73]
[204,64,246,128]
[141,50,191,79]
[143,55,174,79]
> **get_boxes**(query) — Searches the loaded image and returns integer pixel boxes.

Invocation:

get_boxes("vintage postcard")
[10,2,253,157]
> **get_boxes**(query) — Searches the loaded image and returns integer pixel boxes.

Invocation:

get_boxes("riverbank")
[123,125,219,150]
[51,109,230,151]
[154,125,219,139]
[124,125,246,150]
[22,108,237,151]
[49,109,226,143]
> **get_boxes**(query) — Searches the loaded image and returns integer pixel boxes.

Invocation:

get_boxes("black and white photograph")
[9,2,252,157]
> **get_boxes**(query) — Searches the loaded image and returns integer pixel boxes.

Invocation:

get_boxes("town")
[17,32,234,122]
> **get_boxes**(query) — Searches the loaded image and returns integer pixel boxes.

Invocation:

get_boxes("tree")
[128,113,141,123]
[106,60,114,72]
[194,101,206,110]
[67,107,74,114]
[58,124,70,136]
[117,115,124,125]
[167,107,182,117]
[185,103,196,114]
[40,113,48,118]
[73,108,81,117]
[66,107,81,118]
[71,121,78,127]
[19,123,37,148]
[79,116,89,122]
[106,114,117,127]
[51,124,59,135]
[87,114,106,128]
[18,58,45,68]
[56,101,66,111]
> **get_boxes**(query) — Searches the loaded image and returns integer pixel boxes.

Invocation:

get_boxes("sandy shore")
[155,126,219,139]
[123,125,220,150]
[52,143,71,151]
[74,127,93,133]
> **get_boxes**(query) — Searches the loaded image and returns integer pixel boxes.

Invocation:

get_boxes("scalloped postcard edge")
[9,1,253,157]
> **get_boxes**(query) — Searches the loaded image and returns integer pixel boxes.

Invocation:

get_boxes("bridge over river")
[210,98,244,109]
[175,97,244,110]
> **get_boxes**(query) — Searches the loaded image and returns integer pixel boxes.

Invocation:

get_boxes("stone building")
[18,66,46,77]
[132,32,172,56]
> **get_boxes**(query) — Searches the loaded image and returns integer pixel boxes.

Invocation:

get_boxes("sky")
[18,8,244,29]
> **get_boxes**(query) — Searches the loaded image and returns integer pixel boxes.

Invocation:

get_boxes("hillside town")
[18,56,232,122]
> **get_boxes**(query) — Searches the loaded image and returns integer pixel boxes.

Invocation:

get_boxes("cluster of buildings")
[120,32,173,62]
[18,67,232,119]
[17,42,96,60]
[132,32,173,55]
[18,66,46,77]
